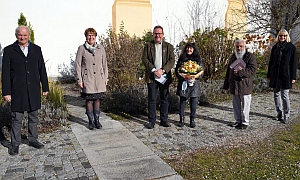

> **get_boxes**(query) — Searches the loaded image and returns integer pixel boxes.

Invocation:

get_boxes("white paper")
[155,74,167,84]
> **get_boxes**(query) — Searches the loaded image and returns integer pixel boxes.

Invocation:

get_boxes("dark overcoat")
[142,40,175,86]
[267,42,297,89]
[223,51,257,95]
[1,41,49,112]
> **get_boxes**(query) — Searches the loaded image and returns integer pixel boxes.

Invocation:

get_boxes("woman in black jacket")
[267,29,297,124]
[175,42,204,128]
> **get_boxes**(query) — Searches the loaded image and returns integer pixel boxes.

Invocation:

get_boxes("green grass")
[106,111,132,121]
[166,117,300,179]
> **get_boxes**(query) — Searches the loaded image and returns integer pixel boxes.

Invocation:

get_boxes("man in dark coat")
[267,29,297,124]
[142,25,175,129]
[223,39,257,130]
[1,25,49,155]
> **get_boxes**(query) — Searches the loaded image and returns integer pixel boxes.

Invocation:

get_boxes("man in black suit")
[1,25,49,155]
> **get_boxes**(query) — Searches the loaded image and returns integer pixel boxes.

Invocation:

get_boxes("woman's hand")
[78,82,83,88]
[292,80,296,84]
[193,71,204,79]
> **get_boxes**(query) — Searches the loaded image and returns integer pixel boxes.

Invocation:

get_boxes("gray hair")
[234,39,245,47]
[15,25,31,36]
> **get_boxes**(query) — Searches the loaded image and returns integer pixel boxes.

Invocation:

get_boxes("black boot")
[93,109,102,129]
[179,116,184,127]
[190,117,196,128]
[86,111,96,130]
[9,146,19,155]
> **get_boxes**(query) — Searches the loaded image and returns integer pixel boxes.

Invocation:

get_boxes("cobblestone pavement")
[120,89,300,157]
[0,128,97,180]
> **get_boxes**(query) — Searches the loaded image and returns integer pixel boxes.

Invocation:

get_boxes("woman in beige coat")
[75,28,108,130]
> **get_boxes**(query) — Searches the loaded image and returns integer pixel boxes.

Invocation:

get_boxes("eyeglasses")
[153,33,163,35]
[279,34,287,37]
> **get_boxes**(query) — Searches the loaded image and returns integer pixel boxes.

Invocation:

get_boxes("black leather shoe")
[160,121,171,127]
[9,146,19,155]
[145,122,155,129]
[235,123,248,130]
[29,140,44,149]
[1,139,12,149]
[283,117,289,124]
[229,122,239,127]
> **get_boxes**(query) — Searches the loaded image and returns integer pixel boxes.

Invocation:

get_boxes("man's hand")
[233,70,239,76]
[292,80,296,84]
[4,95,11,103]
[78,82,83,88]
[154,69,164,78]
[42,92,48,96]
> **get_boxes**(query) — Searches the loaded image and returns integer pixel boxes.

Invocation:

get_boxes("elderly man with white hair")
[223,39,257,130]
[2,25,49,155]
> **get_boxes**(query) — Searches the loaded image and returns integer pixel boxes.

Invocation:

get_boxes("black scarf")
[276,41,287,65]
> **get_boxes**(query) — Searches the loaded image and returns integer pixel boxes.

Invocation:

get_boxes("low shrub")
[0,80,69,137]
[101,76,270,117]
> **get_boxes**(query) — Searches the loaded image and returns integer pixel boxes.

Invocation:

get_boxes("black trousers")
[11,110,39,147]
[179,96,197,118]
[147,81,169,123]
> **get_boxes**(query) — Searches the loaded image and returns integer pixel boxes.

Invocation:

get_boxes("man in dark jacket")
[223,39,257,130]
[1,25,49,155]
[142,25,175,129]
[267,29,297,124]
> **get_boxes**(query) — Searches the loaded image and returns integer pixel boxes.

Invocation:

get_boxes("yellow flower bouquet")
[178,60,203,79]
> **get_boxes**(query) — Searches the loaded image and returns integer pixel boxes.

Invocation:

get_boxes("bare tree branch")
[230,0,300,39]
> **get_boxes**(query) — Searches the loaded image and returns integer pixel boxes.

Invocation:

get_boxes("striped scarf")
[84,41,96,55]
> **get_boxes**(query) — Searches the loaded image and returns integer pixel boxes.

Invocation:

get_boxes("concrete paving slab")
[93,154,182,180]
[68,103,182,179]
[73,128,155,165]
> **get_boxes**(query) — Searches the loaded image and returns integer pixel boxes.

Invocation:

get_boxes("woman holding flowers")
[175,42,204,128]
[75,28,108,130]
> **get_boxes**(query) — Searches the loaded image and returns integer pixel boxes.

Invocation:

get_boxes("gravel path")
[120,89,300,157]
[0,85,298,179]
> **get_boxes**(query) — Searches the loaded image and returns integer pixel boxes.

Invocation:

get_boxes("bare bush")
[99,28,146,114]
[58,54,76,83]
[182,28,235,80]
